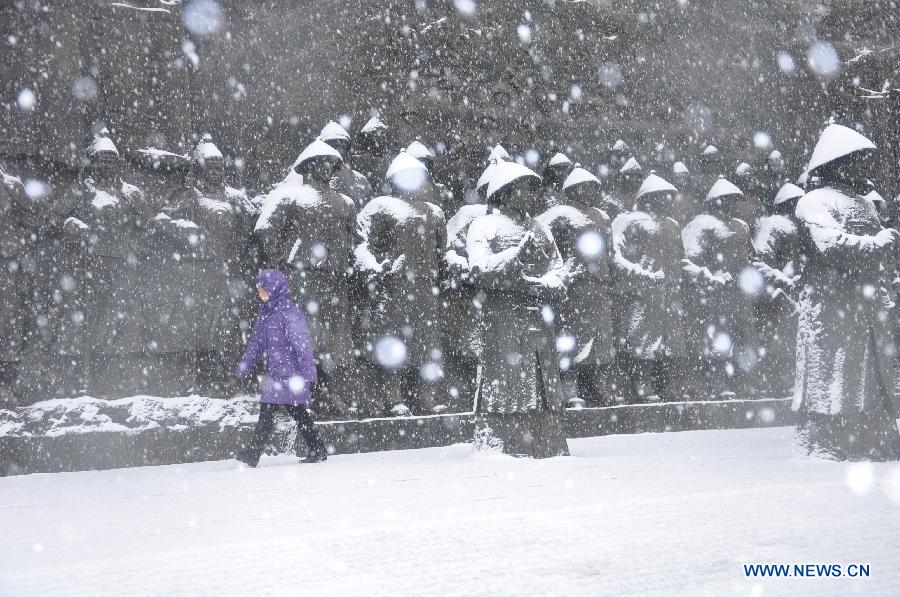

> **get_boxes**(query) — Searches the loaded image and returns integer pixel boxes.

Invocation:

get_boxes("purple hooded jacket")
[235,269,318,405]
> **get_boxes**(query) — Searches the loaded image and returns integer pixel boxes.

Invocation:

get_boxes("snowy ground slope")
[2,427,899,597]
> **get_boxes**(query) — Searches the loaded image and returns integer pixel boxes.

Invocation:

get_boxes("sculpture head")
[87,128,120,186]
[193,134,225,191]
[293,138,343,185]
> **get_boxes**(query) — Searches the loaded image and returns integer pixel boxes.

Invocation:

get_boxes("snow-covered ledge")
[0,395,794,476]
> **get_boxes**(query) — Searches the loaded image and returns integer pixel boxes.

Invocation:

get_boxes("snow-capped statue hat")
[767,149,784,171]
[636,173,678,201]
[673,161,690,176]
[612,139,628,152]
[319,120,350,143]
[477,146,512,191]
[701,144,720,158]
[406,140,434,162]
[360,116,388,135]
[865,189,886,205]
[773,182,804,205]
[562,165,600,192]
[804,123,876,176]
[292,138,343,173]
[386,151,429,191]
[705,176,744,202]
[486,160,541,200]
[193,133,223,162]
[548,152,572,167]
[735,162,753,177]
[619,156,642,175]
[88,128,119,156]
[489,144,511,162]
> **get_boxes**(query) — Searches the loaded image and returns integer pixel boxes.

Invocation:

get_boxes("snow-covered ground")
[2,427,899,596]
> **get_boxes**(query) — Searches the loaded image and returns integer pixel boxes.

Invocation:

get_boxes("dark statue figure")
[466,160,569,458]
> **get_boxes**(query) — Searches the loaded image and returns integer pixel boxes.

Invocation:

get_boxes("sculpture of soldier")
[537,165,616,407]
[671,160,699,225]
[681,177,758,400]
[352,116,394,197]
[760,149,787,207]
[145,134,254,396]
[441,159,493,412]
[611,173,688,402]
[751,182,804,398]
[466,160,569,458]
[69,129,151,398]
[406,140,453,212]
[320,120,372,210]
[354,151,448,416]
[253,139,356,417]
[603,156,642,219]
[0,166,30,406]
[609,139,629,171]
[792,124,900,460]
[16,138,104,401]
[539,151,573,211]
[696,143,724,193]
[474,144,512,198]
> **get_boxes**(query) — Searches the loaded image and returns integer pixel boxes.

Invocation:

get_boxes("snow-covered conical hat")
[406,140,434,161]
[386,151,427,178]
[619,156,642,174]
[562,165,600,192]
[477,146,512,191]
[548,152,572,167]
[319,120,350,143]
[705,176,744,202]
[673,161,690,176]
[865,189,885,205]
[735,162,753,176]
[489,144,511,162]
[612,139,628,152]
[386,151,429,191]
[702,144,720,158]
[486,160,541,200]
[804,123,876,176]
[773,182,804,205]
[88,128,119,156]
[476,163,496,191]
[292,138,343,172]
[360,116,388,134]
[193,133,223,162]
[636,173,678,201]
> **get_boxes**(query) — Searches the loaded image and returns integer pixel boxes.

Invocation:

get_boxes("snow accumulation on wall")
[0,395,259,438]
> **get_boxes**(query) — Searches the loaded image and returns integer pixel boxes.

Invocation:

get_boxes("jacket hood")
[256,269,290,308]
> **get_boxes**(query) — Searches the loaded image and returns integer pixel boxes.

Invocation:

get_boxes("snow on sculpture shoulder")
[90,189,120,210]
[612,210,660,240]
[681,214,735,258]
[447,204,489,243]
[753,214,797,256]
[536,204,594,230]
[255,182,324,232]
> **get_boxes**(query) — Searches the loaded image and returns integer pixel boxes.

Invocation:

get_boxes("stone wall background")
[2,1,898,199]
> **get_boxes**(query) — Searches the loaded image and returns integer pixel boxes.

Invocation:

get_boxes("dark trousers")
[245,403,325,465]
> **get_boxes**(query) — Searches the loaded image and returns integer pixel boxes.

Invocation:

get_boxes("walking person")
[234,269,328,467]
